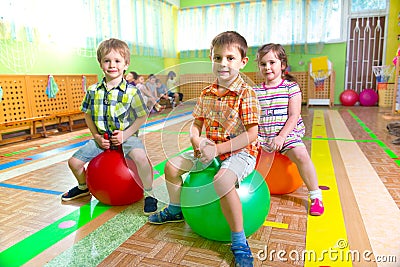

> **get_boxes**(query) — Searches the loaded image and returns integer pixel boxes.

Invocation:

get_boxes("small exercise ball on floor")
[340,89,359,106]
[181,159,270,242]
[359,89,378,106]
[86,148,144,206]
[257,151,303,195]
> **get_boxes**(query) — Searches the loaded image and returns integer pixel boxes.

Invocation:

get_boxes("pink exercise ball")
[359,89,378,106]
[340,90,359,106]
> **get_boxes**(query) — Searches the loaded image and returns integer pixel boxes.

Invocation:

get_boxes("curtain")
[0,0,176,67]
[178,0,342,56]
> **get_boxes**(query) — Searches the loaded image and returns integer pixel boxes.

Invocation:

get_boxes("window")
[178,0,342,52]
[351,0,387,13]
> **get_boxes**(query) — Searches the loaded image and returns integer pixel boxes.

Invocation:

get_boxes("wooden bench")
[53,110,86,132]
[0,116,51,144]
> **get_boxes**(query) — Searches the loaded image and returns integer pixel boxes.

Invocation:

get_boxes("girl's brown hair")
[256,43,297,82]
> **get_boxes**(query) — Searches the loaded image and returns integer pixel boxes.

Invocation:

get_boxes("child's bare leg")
[128,148,153,191]
[148,156,192,223]
[68,157,87,185]
[214,167,251,264]
[213,168,243,232]
[174,93,180,106]
[286,146,324,215]
[285,147,319,191]
[220,190,243,231]
[164,156,193,203]
[129,148,159,215]
[62,157,90,201]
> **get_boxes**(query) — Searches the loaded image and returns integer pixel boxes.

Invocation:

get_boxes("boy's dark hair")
[256,43,296,82]
[129,71,138,80]
[97,38,130,65]
[210,31,248,59]
[167,71,176,78]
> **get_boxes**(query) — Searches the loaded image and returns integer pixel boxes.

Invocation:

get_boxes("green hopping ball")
[181,159,271,242]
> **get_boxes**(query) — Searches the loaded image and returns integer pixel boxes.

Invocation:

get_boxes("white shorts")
[181,150,256,183]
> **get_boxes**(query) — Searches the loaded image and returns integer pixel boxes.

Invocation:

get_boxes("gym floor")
[0,104,399,267]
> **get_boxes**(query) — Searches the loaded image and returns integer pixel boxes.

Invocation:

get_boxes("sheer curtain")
[178,0,342,56]
[78,0,176,57]
[0,0,176,61]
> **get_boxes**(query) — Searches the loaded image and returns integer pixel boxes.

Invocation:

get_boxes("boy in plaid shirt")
[61,38,158,215]
[148,31,259,267]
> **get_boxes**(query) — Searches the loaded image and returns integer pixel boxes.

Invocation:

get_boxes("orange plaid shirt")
[192,75,260,160]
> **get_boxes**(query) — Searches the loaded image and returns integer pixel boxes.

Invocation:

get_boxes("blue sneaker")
[61,186,90,201]
[231,241,254,267]
[143,196,158,216]
[148,207,184,224]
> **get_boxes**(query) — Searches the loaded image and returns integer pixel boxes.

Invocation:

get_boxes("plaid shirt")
[192,75,260,160]
[81,78,148,135]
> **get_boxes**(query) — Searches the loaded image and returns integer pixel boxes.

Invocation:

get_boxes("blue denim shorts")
[72,136,145,163]
[181,150,256,182]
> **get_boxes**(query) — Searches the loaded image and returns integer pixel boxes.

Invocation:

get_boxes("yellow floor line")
[263,220,288,229]
[305,110,351,266]
[327,110,400,264]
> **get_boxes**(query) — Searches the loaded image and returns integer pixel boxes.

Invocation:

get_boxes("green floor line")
[347,109,399,161]
[2,133,92,157]
[0,201,111,267]
[141,129,191,134]
[46,201,148,267]
[303,136,378,142]
[0,145,193,266]
[153,146,192,180]
[348,110,378,140]
[144,106,193,121]
[4,147,37,156]
[395,159,400,167]
[305,133,399,159]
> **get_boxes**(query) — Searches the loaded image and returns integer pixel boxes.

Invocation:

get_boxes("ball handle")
[103,132,123,152]
[210,158,220,169]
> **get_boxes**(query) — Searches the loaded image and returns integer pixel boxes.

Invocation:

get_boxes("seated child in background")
[155,79,171,108]
[145,74,157,97]
[148,31,260,267]
[145,74,164,112]
[166,71,183,107]
[61,38,158,215]
[125,71,138,86]
[136,75,162,112]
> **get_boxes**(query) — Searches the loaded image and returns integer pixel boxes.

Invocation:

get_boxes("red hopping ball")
[86,148,143,205]
[340,89,359,106]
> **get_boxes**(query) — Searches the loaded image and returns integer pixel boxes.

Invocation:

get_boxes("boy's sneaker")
[231,241,254,267]
[61,186,90,201]
[148,207,184,224]
[144,196,158,215]
[310,198,324,216]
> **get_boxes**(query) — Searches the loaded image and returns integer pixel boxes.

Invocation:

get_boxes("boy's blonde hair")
[97,38,130,65]
[210,31,248,59]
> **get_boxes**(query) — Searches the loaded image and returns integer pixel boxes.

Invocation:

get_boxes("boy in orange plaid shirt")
[149,31,260,267]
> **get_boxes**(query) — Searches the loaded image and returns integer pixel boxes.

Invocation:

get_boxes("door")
[345,16,386,93]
